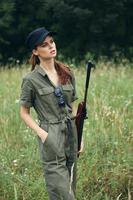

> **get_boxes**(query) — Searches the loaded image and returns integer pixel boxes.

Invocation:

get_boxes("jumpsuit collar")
[36,65,47,77]
[35,65,60,88]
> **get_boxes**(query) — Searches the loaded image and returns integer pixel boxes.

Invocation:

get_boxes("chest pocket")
[38,87,54,95]
[62,84,74,104]
[38,87,55,104]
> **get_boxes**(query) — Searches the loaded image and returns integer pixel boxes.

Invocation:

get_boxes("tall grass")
[0,62,132,200]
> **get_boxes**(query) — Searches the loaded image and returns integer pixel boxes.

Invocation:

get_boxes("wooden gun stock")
[75,102,87,152]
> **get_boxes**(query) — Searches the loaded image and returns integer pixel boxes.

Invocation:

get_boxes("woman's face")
[33,36,57,60]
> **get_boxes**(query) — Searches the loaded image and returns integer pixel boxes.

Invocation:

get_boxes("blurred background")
[0,0,133,65]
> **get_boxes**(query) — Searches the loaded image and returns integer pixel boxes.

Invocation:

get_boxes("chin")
[43,55,56,60]
[51,53,57,58]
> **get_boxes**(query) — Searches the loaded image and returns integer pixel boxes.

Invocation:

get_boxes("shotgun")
[75,61,95,154]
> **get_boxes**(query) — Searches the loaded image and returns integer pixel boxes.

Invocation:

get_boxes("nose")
[49,42,54,49]
[49,45,53,49]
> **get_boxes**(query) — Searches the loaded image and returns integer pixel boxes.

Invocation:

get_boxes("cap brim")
[36,31,57,46]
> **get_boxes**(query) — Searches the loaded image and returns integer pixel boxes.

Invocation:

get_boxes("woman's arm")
[20,106,48,143]
[71,102,77,116]
[71,102,84,153]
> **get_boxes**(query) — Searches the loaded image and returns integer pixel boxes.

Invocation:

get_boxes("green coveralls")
[20,65,78,200]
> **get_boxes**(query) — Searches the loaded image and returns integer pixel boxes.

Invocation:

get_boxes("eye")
[41,43,48,47]
[50,39,54,44]
[40,39,54,48]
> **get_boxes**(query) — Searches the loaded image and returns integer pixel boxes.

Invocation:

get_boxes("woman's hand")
[20,106,48,143]
[78,139,84,153]
[39,129,48,143]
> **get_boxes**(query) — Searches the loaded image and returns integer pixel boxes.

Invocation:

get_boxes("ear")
[32,49,38,56]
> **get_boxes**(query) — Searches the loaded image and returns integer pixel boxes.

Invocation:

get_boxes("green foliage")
[0,62,132,199]
[0,0,133,64]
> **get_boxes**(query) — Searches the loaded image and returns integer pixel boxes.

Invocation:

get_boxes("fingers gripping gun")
[75,61,95,155]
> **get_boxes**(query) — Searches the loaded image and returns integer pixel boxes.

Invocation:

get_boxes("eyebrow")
[43,37,53,44]
[41,42,47,45]
[39,37,53,47]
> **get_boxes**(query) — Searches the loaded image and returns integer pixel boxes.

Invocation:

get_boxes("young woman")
[20,27,81,200]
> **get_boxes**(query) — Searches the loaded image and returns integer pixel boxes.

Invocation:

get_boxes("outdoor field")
[0,62,132,200]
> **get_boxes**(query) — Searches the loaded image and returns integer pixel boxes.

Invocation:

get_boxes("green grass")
[0,62,132,200]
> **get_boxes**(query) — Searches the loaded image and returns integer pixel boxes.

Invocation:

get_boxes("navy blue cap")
[26,27,56,50]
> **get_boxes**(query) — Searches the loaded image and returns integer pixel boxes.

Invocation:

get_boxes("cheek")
[40,48,50,55]
[54,43,56,49]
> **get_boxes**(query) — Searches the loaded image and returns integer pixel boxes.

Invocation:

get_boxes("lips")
[50,50,56,54]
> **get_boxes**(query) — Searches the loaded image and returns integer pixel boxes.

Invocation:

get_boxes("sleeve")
[20,77,35,107]
[71,70,78,102]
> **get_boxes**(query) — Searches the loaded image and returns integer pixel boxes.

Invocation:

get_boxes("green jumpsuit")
[20,65,78,200]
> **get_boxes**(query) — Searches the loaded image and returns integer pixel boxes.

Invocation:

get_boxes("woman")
[20,27,80,200]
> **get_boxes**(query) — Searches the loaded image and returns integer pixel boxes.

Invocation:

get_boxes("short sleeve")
[71,70,78,102]
[20,78,35,107]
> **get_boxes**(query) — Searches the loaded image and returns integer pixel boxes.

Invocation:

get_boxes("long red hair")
[29,54,72,84]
